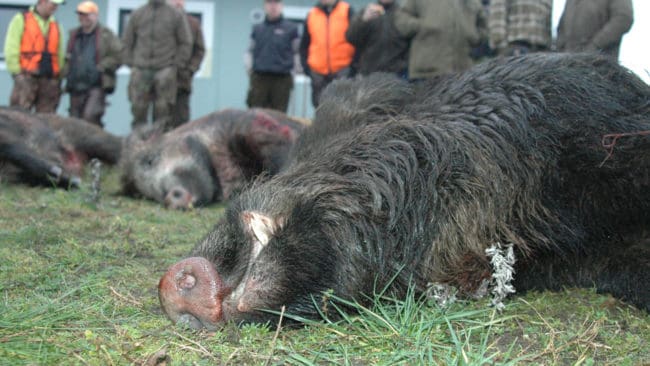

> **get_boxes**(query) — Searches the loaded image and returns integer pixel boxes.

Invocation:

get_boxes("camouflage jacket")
[394,0,485,79]
[122,0,192,70]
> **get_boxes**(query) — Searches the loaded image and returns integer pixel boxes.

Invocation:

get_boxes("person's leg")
[34,77,62,113]
[269,74,293,113]
[172,88,191,127]
[309,72,327,108]
[9,73,38,111]
[152,66,177,130]
[129,67,154,128]
[68,92,86,119]
[82,87,106,127]
[246,72,271,109]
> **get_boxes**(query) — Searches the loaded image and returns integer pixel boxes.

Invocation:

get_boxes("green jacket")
[62,24,123,94]
[557,0,633,59]
[3,7,65,76]
[122,0,192,70]
[394,0,484,79]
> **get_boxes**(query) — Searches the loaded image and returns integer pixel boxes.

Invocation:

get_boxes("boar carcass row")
[159,53,650,330]
[0,107,122,188]
[120,108,307,209]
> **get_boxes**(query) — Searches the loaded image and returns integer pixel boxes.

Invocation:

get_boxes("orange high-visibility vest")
[306,2,355,75]
[20,11,60,76]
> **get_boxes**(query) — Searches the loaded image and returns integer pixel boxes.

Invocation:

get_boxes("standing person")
[63,1,122,127]
[300,0,355,108]
[557,0,633,60]
[345,0,409,77]
[3,0,65,113]
[470,0,496,61]
[168,0,205,127]
[488,0,552,56]
[245,0,300,113]
[394,0,485,81]
[122,0,192,130]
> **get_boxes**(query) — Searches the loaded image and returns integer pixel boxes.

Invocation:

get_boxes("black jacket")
[345,2,409,75]
[251,16,299,74]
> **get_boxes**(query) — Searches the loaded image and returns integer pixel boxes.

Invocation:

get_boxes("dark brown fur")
[120,108,307,209]
[159,54,650,330]
[0,107,122,187]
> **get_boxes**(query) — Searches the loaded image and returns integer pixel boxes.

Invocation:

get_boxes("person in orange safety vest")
[4,0,66,113]
[299,0,356,108]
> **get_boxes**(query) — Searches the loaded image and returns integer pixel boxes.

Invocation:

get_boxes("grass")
[0,167,648,365]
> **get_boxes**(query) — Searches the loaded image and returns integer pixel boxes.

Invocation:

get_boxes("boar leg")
[0,137,80,188]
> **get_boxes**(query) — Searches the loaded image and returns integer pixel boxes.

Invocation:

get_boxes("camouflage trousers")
[10,73,62,113]
[309,67,351,108]
[128,66,177,129]
[69,87,106,127]
[246,72,293,113]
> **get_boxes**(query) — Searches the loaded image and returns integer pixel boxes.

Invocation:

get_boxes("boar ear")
[241,211,286,257]
[241,211,284,246]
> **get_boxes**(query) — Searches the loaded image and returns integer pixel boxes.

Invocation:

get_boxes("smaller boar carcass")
[120,108,306,209]
[158,54,650,330]
[0,107,122,188]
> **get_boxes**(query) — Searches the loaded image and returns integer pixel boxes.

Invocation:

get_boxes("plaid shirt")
[488,0,552,51]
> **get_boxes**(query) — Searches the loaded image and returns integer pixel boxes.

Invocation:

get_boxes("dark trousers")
[171,88,191,129]
[246,72,293,113]
[69,87,106,127]
[309,67,352,108]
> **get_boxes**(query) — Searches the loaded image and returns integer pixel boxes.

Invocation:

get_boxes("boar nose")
[164,187,194,209]
[158,257,229,330]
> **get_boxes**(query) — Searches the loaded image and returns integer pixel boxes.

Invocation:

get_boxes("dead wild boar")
[120,108,306,209]
[158,54,650,330]
[0,107,122,188]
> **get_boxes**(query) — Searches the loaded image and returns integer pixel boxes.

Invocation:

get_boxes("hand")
[362,4,384,21]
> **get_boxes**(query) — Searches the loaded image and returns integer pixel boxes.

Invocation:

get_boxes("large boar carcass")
[159,54,650,330]
[120,108,306,209]
[0,107,122,188]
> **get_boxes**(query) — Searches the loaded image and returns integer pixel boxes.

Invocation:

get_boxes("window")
[283,6,309,38]
[116,8,130,38]
[0,1,32,62]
